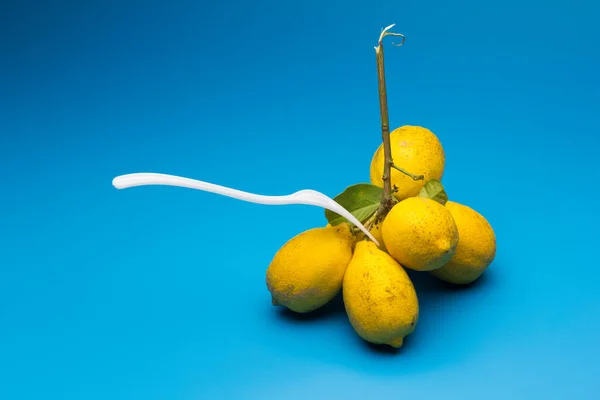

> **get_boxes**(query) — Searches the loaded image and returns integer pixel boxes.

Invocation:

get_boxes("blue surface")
[1,0,599,399]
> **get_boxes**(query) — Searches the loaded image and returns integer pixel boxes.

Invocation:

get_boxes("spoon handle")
[112,173,378,245]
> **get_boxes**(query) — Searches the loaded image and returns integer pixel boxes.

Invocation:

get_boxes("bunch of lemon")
[266,125,496,349]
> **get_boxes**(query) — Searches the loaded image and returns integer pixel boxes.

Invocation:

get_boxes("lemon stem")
[374,24,406,216]
[375,28,393,203]
[391,163,424,181]
[363,212,379,232]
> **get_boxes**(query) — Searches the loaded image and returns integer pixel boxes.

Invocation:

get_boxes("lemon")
[431,201,496,284]
[343,241,419,348]
[370,125,445,200]
[266,223,354,313]
[382,197,459,271]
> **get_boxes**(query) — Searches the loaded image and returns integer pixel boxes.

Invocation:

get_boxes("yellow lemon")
[382,197,459,271]
[370,125,445,200]
[266,223,354,313]
[431,201,496,284]
[343,241,419,348]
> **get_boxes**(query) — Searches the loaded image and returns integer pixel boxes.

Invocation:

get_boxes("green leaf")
[418,179,448,205]
[325,183,383,227]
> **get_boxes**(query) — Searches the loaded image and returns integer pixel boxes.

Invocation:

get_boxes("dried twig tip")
[375,23,406,50]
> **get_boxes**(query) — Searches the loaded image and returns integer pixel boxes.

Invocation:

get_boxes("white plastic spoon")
[112,172,379,246]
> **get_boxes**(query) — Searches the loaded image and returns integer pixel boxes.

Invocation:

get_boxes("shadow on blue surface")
[276,291,347,322]
[355,268,495,355]
[264,263,501,374]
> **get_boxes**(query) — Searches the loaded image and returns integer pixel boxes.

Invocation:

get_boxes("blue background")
[1,0,599,399]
